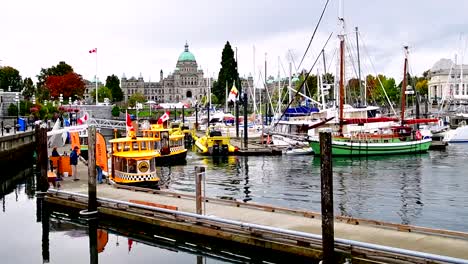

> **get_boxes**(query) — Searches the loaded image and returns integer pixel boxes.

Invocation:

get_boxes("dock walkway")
[45,160,468,263]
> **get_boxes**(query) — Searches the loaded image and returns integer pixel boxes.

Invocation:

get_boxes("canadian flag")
[89,48,97,53]
[126,112,134,131]
[77,112,89,125]
[157,111,170,124]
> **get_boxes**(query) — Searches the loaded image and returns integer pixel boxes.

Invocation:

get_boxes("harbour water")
[1,145,468,263]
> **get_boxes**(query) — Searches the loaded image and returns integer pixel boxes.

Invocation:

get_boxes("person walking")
[70,146,80,181]
[96,165,103,184]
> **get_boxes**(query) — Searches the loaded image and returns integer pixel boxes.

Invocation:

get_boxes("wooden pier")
[43,161,468,264]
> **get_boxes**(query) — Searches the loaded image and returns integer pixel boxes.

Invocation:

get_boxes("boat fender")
[415,130,422,140]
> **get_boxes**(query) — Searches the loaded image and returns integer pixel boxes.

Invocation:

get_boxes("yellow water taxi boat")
[194,127,238,156]
[170,122,193,146]
[141,124,188,164]
[109,134,160,187]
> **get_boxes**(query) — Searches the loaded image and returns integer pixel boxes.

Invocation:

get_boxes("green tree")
[415,79,428,95]
[128,92,146,108]
[36,61,74,87]
[8,103,18,116]
[111,105,120,117]
[22,77,36,100]
[0,66,23,92]
[91,86,113,103]
[106,74,124,102]
[212,41,240,104]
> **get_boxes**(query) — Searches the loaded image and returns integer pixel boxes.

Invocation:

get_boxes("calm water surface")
[1,144,468,263]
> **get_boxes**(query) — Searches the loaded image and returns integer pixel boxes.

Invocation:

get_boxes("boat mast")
[355,26,364,106]
[338,34,345,135]
[401,46,409,124]
[338,0,345,135]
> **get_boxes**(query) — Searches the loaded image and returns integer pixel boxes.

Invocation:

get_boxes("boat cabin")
[109,137,160,185]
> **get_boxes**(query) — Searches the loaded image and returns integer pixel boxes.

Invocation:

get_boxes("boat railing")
[170,146,185,152]
[114,170,157,180]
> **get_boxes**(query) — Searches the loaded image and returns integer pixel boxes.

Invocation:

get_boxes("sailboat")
[309,37,434,156]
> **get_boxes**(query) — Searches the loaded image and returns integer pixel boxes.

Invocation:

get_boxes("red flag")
[77,112,89,125]
[157,111,170,124]
[126,113,134,131]
[89,48,97,53]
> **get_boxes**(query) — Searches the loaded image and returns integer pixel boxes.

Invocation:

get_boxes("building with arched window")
[121,43,210,105]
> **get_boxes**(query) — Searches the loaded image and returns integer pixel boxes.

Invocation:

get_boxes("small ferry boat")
[169,122,194,147]
[109,131,160,187]
[141,124,188,164]
[194,127,238,156]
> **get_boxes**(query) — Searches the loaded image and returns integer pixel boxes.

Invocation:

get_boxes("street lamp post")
[15,92,19,133]
[59,93,63,106]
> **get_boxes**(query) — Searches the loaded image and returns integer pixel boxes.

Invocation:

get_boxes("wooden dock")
[43,161,468,264]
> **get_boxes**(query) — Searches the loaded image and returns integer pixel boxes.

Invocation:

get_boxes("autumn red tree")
[45,72,86,98]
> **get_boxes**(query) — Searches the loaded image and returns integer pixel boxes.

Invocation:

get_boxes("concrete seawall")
[0,131,36,176]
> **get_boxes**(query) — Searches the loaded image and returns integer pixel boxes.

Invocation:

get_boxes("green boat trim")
[310,138,432,156]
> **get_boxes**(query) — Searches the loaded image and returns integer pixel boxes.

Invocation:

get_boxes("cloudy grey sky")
[1,0,468,84]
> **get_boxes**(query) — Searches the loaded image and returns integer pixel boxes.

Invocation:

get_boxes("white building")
[428,58,468,104]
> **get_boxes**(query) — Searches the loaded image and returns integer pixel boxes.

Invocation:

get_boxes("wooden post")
[88,126,97,213]
[320,131,334,263]
[88,218,98,264]
[195,166,205,215]
[182,105,185,124]
[36,125,49,192]
[243,92,248,149]
[40,197,50,263]
[195,105,199,131]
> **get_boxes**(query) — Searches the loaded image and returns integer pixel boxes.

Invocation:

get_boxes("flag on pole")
[77,112,89,125]
[126,111,134,131]
[228,82,238,102]
[89,48,97,53]
[95,132,108,173]
[157,111,170,124]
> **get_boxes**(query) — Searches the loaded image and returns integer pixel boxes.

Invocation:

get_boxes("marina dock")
[44,161,468,264]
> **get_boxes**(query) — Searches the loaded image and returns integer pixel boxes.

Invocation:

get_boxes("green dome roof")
[178,43,196,62]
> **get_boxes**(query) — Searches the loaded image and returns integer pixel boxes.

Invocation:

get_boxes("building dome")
[178,42,196,62]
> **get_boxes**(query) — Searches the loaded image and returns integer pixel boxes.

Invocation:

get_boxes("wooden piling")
[195,166,205,215]
[87,126,97,213]
[88,218,98,264]
[182,105,185,123]
[319,131,334,263]
[243,92,248,149]
[36,125,49,192]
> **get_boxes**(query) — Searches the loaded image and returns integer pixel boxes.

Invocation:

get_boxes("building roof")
[178,42,196,62]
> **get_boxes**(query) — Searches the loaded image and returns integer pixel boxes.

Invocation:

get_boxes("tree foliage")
[212,41,240,104]
[111,105,120,117]
[8,103,18,116]
[45,72,86,99]
[22,77,35,100]
[0,66,23,92]
[106,74,124,102]
[128,92,146,108]
[91,86,113,103]
[37,61,74,87]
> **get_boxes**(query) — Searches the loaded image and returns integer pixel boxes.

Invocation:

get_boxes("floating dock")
[43,162,468,264]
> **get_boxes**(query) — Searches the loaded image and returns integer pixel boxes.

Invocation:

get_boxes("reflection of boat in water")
[109,131,160,187]
[141,124,188,165]
[194,127,238,156]
[284,146,314,155]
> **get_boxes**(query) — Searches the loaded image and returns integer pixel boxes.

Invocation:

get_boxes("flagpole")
[225,80,228,113]
[95,48,98,105]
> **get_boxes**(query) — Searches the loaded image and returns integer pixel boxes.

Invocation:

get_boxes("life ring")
[415,130,422,140]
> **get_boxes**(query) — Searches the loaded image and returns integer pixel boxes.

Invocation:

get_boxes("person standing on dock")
[70,146,80,181]
[96,165,103,184]
[51,146,60,157]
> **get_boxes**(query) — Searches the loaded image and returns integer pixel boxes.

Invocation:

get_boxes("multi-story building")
[428,58,468,104]
[121,43,210,104]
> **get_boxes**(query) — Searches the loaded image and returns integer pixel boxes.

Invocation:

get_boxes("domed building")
[428,58,468,104]
[121,42,210,104]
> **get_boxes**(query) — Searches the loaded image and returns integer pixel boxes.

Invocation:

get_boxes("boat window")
[154,132,160,139]
[128,159,137,173]
[141,141,147,150]
[132,142,139,151]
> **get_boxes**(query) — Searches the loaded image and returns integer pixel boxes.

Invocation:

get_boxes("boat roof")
[113,150,160,158]
[109,137,160,143]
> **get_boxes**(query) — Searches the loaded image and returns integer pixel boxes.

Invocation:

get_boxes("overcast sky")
[1,0,468,85]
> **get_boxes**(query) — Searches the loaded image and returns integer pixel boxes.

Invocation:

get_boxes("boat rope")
[296,0,331,71]
[272,32,334,130]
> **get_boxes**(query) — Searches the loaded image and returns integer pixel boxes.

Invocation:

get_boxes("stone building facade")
[428,58,468,104]
[121,43,210,105]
